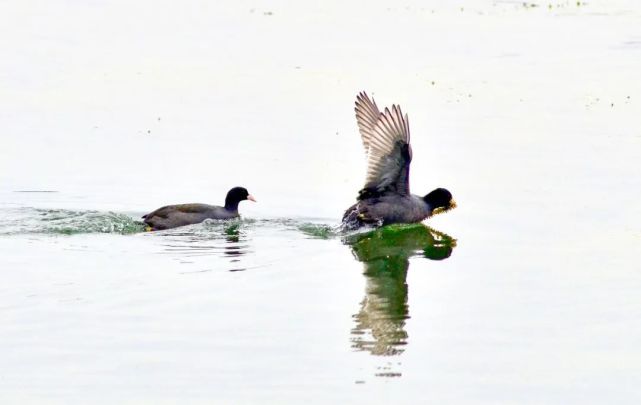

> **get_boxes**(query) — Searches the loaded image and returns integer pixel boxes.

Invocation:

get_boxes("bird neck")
[224,198,240,211]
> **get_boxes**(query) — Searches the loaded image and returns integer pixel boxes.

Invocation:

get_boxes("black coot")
[142,186,256,231]
[341,92,456,230]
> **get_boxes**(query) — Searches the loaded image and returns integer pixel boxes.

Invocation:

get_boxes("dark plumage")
[341,92,456,231]
[142,187,256,231]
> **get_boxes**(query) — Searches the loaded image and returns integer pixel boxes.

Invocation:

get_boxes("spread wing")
[354,92,412,199]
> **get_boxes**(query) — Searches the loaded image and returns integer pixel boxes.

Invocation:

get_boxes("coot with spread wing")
[341,92,455,230]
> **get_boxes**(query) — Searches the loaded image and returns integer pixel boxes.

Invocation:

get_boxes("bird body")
[343,195,430,228]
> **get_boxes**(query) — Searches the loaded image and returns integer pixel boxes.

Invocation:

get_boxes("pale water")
[2,1,641,404]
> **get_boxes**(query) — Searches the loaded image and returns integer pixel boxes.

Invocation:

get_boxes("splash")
[296,223,340,239]
[0,207,146,235]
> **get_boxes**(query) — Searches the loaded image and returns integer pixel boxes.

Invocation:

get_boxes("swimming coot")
[142,186,256,231]
[341,92,456,230]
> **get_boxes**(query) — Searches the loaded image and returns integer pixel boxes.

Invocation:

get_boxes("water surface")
[2,0,641,403]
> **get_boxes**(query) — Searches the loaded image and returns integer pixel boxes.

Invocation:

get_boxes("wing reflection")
[344,224,456,357]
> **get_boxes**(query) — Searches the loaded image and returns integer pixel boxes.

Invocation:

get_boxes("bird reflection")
[157,220,251,271]
[344,224,456,357]
[223,223,244,257]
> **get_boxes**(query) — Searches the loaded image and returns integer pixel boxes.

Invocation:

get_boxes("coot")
[342,92,455,230]
[142,187,256,231]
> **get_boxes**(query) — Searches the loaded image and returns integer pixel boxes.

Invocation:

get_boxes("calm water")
[2,1,641,403]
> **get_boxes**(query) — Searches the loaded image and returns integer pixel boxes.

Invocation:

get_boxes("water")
[2,0,641,403]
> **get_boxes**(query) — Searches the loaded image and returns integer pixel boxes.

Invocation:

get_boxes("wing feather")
[355,92,381,154]
[353,93,412,199]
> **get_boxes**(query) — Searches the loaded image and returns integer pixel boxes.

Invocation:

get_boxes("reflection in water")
[155,220,251,271]
[344,224,456,368]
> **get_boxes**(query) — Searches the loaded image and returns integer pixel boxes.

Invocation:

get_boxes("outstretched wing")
[354,92,412,199]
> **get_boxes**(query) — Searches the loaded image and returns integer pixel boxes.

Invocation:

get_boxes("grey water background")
[2,0,641,403]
